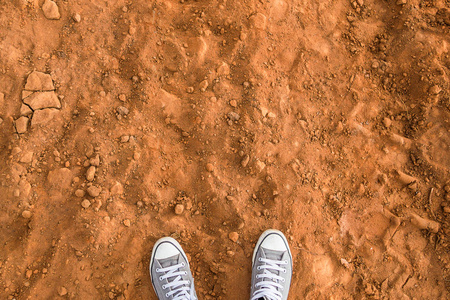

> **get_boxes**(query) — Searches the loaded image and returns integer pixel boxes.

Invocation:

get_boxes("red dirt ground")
[0,0,449,299]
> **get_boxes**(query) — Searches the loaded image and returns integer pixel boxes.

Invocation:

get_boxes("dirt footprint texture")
[0,0,449,299]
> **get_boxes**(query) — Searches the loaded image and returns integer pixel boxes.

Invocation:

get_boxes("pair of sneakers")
[149,229,293,300]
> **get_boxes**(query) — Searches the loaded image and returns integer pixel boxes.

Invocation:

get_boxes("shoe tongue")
[158,254,180,268]
[262,248,284,261]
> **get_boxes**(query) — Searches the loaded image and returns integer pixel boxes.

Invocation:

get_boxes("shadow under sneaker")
[150,237,198,300]
[250,229,293,300]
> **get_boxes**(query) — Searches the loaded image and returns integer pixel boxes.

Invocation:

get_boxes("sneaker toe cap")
[261,233,288,251]
[154,242,181,259]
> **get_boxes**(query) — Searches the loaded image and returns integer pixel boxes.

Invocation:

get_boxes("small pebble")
[206,163,214,172]
[121,135,130,143]
[241,155,250,167]
[73,13,81,22]
[117,106,129,116]
[175,204,184,215]
[110,182,124,195]
[89,154,100,166]
[58,287,67,296]
[81,199,91,209]
[267,112,276,118]
[255,160,266,172]
[86,166,96,181]
[119,94,127,102]
[199,80,208,92]
[87,186,101,197]
[123,219,131,227]
[229,232,239,242]
[228,112,240,121]
[75,189,85,197]
[22,210,32,219]
[229,100,237,107]
[42,0,60,20]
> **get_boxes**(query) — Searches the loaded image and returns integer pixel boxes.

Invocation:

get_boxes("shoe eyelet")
[257,266,261,270]
[162,285,166,289]
[284,260,288,264]
[165,293,169,297]
[256,275,260,279]
[159,276,163,281]
[181,262,185,266]
[156,268,160,272]
[187,280,191,284]
[258,257,262,262]
[184,271,187,275]
[283,269,286,273]
[282,278,285,282]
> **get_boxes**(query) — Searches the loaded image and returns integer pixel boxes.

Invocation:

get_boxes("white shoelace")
[157,262,196,300]
[251,257,288,300]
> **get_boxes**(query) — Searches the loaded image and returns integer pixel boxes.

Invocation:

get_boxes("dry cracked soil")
[0,0,450,299]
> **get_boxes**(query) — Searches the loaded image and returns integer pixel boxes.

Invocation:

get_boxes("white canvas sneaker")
[150,237,198,300]
[250,230,293,300]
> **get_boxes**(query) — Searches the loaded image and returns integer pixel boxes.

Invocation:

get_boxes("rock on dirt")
[241,155,250,167]
[249,13,267,30]
[20,104,33,116]
[228,112,240,121]
[15,116,29,134]
[206,163,214,172]
[19,151,33,164]
[57,287,67,296]
[81,199,91,209]
[86,166,96,181]
[75,189,85,197]
[31,108,60,127]
[229,232,239,242]
[123,219,131,227]
[22,210,32,219]
[255,160,266,173]
[23,92,61,110]
[25,71,55,91]
[110,181,124,195]
[73,13,81,23]
[217,62,230,76]
[116,106,129,116]
[174,204,184,215]
[42,0,61,20]
[89,154,100,166]
[120,135,130,143]
[199,80,209,92]
[87,186,101,197]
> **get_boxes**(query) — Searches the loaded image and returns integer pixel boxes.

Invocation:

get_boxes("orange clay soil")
[0,0,449,299]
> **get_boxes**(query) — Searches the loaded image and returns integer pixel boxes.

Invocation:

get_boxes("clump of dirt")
[0,0,449,299]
